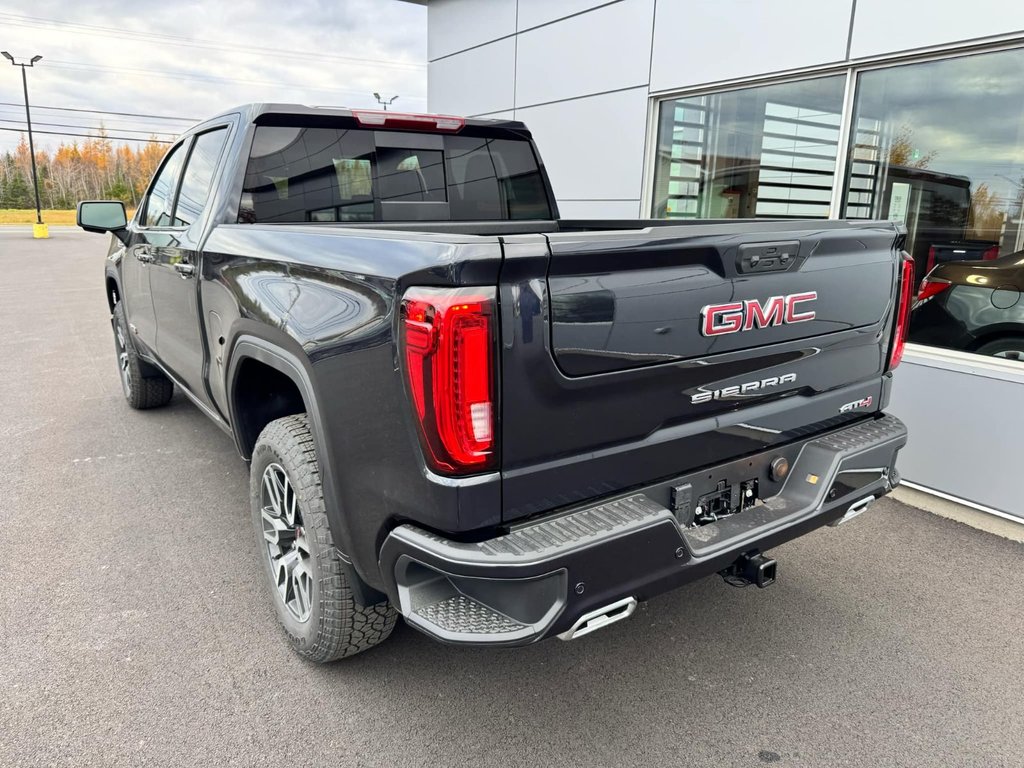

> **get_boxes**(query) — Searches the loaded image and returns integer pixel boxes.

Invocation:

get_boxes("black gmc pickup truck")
[78,104,911,661]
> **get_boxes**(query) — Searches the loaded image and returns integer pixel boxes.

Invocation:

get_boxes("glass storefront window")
[651,76,846,220]
[844,48,1024,363]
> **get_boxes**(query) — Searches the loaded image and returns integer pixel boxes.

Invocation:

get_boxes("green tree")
[0,170,33,208]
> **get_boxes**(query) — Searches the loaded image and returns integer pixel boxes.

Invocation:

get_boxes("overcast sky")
[0,0,426,153]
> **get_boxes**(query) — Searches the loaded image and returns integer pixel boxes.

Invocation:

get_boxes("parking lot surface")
[2,228,1023,767]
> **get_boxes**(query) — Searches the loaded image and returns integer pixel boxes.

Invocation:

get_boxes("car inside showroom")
[415,0,1024,521]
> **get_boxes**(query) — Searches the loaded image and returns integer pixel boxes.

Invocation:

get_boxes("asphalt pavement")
[2,228,1023,767]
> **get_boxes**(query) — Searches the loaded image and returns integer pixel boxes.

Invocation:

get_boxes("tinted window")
[175,128,228,227]
[144,143,186,228]
[445,137,551,220]
[377,147,446,202]
[241,127,376,223]
[239,125,552,223]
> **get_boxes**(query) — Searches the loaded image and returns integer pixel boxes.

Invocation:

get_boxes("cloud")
[0,0,426,152]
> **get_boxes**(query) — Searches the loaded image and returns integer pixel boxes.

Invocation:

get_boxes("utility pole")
[2,51,47,238]
[373,92,398,111]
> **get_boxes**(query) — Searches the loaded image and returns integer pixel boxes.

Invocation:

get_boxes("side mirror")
[77,200,129,244]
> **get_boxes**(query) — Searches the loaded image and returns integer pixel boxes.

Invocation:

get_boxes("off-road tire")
[112,302,174,409]
[250,414,397,662]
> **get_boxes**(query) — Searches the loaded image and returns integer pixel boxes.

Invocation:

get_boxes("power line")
[0,12,426,71]
[0,108,183,133]
[0,126,170,143]
[0,102,196,122]
[0,117,178,136]
[40,59,426,101]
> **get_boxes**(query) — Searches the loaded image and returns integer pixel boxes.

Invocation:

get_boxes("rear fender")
[226,333,386,605]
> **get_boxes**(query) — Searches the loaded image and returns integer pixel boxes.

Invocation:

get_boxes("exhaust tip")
[829,495,875,527]
[557,597,637,641]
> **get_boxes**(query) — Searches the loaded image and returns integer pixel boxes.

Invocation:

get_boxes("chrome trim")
[829,495,875,527]
[557,596,637,641]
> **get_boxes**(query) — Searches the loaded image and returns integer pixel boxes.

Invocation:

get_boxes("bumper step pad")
[414,594,528,636]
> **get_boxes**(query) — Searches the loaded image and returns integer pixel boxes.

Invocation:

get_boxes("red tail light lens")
[926,246,937,275]
[917,277,951,302]
[982,245,999,261]
[352,109,465,133]
[888,256,916,370]
[400,287,496,474]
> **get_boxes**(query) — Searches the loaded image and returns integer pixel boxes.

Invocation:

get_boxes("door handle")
[174,262,196,278]
[135,248,155,264]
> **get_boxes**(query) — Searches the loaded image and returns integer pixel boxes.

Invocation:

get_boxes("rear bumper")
[378,414,908,646]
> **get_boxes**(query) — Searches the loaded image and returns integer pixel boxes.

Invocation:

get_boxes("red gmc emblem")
[700,292,818,337]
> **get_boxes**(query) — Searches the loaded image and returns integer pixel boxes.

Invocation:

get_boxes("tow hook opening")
[720,551,777,589]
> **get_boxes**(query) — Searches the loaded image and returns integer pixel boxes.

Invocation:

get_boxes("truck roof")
[193,102,529,134]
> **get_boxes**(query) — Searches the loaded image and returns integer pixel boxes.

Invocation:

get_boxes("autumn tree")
[0,132,169,210]
[967,183,1007,241]
[887,124,937,169]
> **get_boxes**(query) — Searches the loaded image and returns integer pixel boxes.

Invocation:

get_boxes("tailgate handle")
[737,241,800,273]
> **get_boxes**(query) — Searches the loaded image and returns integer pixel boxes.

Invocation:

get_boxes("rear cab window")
[238,116,553,223]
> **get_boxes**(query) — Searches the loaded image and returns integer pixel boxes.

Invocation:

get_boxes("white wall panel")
[650,0,852,92]
[516,86,648,202]
[890,351,1024,519]
[557,199,641,218]
[515,0,654,107]
[850,0,1024,58]
[428,38,516,116]
[472,110,516,120]
[427,0,517,60]
[516,0,617,31]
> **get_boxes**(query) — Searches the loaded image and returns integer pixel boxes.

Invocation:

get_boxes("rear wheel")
[111,302,173,409]
[250,414,397,662]
[975,336,1024,361]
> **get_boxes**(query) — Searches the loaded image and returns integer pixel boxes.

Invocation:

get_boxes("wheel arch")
[105,270,122,313]
[968,326,1024,352]
[227,337,319,460]
[227,336,387,605]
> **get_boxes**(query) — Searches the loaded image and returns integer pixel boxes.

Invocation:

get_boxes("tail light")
[926,246,937,276]
[887,255,916,371]
[982,245,999,261]
[400,287,496,474]
[352,109,465,133]
[917,277,951,302]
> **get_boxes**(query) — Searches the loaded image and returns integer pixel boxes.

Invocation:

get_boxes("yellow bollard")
[32,223,49,239]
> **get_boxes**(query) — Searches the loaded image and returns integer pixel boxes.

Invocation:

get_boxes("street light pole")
[373,92,398,111]
[2,52,46,235]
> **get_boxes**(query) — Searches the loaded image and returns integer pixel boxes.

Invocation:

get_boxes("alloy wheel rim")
[992,349,1024,361]
[115,325,131,396]
[260,463,313,623]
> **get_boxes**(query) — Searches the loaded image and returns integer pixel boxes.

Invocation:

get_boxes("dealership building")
[405,0,1024,522]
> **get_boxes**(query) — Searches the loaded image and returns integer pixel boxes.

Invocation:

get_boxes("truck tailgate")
[497,221,903,521]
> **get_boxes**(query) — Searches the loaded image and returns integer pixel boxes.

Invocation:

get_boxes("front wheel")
[250,414,397,662]
[111,302,173,409]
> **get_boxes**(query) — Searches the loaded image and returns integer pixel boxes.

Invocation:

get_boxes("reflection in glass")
[239,126,552,223]
[844,49,1024,283]
[144,143,185,228]
[175,128,228,228]
[844,48,1024,363]
[651,76,846,219]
